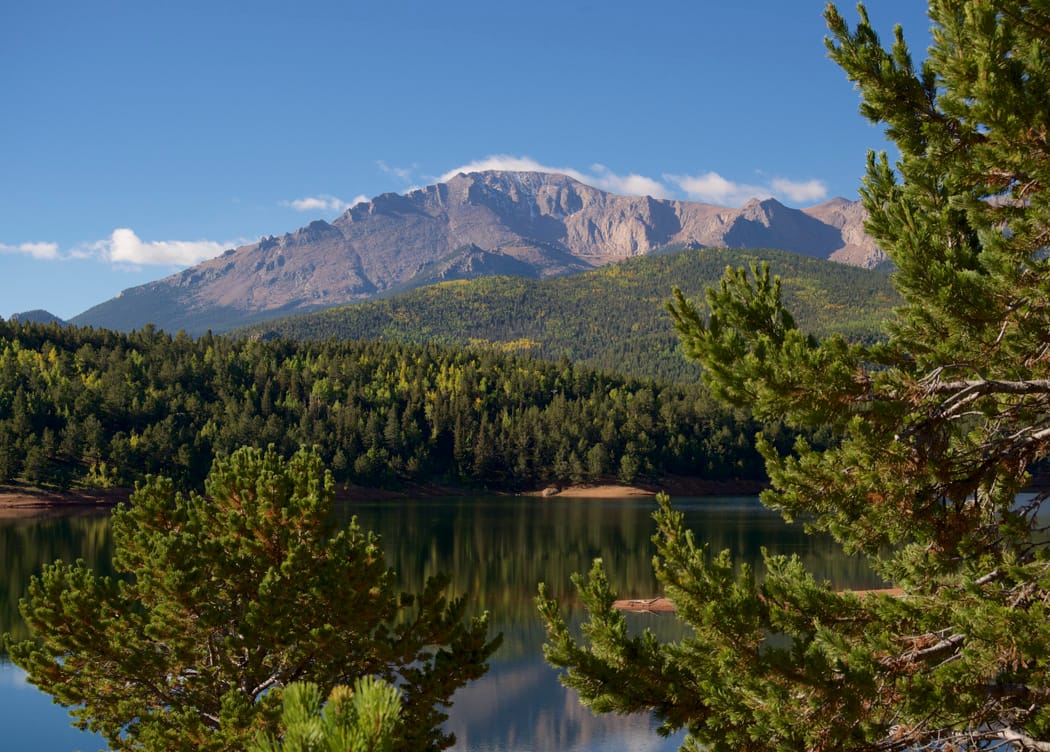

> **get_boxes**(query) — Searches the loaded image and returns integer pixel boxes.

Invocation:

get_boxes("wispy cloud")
[439,155,580,183]
[283,194,367,213]
[664,171,828,206]
[664,172,771,205]
[0,241,60,260]
[438,155,672,198]
[770,177,828,203]
[588,164,672,199]
[437,155,825,206]
[377,160,418,182]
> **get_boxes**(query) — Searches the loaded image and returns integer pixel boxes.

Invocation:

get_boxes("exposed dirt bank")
[0,484,130,520]
[534,484,655,498]
[534,476,767,499]
[0,482,454,512]
[0,484,130,509]
[0,475,768,513]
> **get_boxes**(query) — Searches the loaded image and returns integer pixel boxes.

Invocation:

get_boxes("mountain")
[239,245,899,383]
[72,171,883,334]
[802,197,885,268]
[9,309,66,325]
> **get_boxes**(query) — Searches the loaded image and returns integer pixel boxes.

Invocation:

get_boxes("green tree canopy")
[540,2,1050,749]
[5,446,499,752]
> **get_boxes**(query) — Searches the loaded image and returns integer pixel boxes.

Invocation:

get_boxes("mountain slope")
[10,310,66,325]
[73,171,883,335]
[239,246,899,382]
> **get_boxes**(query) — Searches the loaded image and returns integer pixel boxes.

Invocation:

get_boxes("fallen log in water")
[612,597,676,612]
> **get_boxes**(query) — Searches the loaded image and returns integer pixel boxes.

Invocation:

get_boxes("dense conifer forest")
[0,318,801,492]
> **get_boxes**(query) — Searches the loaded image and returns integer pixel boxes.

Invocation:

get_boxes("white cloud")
[588,164,672,199]
[664,172,771,205]
[438,155,825,205]
[0,241,60,260]
[770,177,828,203]
[284,194,367,213]
[438,155,672,198]
[98,228,228,266]
[439,155,580,183]
[665,171,828,206]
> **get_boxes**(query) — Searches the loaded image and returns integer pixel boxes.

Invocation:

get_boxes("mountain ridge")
[72,171,884,334]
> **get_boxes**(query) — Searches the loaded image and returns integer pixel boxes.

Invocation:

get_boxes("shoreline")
[0,484,131,509]
[0,476,768,512]
[0,484,131,520]
[535,476,767,499]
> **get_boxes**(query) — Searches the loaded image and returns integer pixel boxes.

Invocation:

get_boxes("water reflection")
[336,496,879,751]
[1,495,876,751]
[337,496,881,615]
[0,507,116,751]
[0,507,115,651]
[449,651,686,752]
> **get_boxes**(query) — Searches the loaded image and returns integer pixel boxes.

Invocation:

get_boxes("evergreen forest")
[0,317,803,493]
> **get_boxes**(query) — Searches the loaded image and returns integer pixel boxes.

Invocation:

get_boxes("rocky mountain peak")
[292,220,341,243]
[72,170,882,335]
[740,197,789,226]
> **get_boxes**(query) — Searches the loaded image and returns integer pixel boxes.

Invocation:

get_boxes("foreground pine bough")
[5,446,500,752]
[540,2,1050,750]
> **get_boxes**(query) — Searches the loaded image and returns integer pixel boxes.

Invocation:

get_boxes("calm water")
[0,495,880,751]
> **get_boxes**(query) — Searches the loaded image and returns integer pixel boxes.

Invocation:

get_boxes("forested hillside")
[0,319,798,493]
[239,246,899,382]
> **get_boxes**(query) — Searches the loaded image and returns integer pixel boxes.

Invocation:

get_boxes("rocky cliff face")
[803,196,885,268]
[72,171,880,334]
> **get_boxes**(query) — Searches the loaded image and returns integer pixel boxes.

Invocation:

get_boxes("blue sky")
[1,1,931,321]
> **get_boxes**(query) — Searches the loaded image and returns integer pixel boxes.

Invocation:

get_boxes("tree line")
[0,318,793,492]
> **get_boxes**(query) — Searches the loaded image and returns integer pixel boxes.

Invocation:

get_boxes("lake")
[0,495,880,751]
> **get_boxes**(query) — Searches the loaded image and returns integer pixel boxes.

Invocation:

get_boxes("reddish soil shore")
[534,476,767,498]
[0,484,130,508]
[0,482,452,511]
[0,475,767,516]
[0,484,130,520]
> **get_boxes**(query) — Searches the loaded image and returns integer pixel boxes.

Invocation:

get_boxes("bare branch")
[882,632,966,670]
[250,673,283,699]
[928,378,1050,398]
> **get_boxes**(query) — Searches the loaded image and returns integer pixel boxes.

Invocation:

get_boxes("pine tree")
[539,2,1050,749]
[6,445,499,752]
[249,678,403,752]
